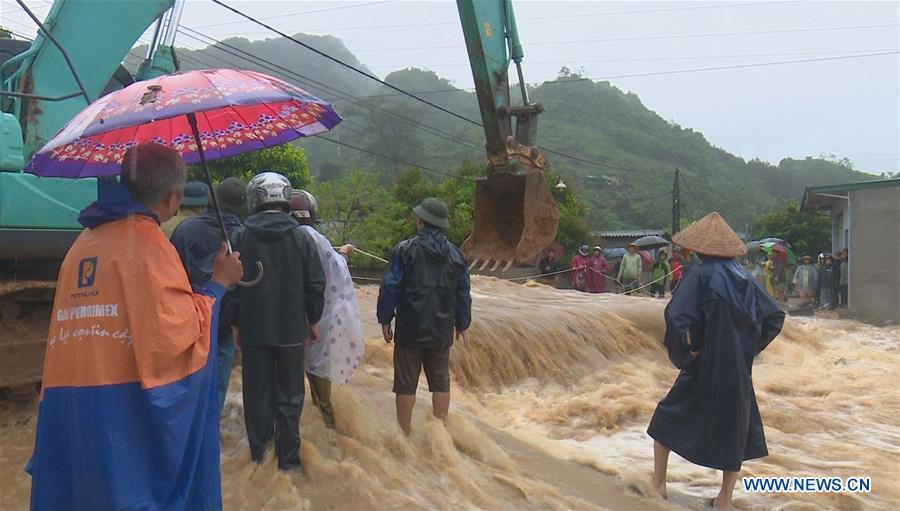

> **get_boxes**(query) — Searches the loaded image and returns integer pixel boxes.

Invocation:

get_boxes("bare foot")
[650,478,667,499]
[711,496,731,511]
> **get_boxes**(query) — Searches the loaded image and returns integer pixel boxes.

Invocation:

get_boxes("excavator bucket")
[462,169,559,271]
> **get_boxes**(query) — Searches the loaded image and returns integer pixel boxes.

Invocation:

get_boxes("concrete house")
[801,178,900,324]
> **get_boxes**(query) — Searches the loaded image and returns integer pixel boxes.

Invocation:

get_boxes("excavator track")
[0,281,54,391]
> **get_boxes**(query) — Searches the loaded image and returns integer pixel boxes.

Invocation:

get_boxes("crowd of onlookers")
[537,240,850,310]
[757,249,849,309]
[538,243,704,297]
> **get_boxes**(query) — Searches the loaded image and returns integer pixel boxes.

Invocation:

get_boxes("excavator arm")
[3,0,176,156]
[0,0,176,260]
[0,0,178,390]
[456,0,559,271]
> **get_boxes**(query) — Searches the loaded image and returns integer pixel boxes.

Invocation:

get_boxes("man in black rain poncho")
[647,212,785,511]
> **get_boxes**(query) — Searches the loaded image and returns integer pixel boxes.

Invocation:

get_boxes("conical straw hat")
[672,212,747,258]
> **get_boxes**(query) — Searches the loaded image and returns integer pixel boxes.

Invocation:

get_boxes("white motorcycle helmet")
[246,171,292,213]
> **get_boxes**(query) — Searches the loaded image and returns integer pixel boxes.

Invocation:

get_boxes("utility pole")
[672,167,681,235]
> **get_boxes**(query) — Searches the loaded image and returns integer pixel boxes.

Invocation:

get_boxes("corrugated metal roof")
[594,229,666,238]
[801,178,900,211]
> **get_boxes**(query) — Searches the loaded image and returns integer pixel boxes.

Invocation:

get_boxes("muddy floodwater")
[1,277,898,510]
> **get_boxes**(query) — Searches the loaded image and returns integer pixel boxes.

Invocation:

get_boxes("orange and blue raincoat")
[27,185,224,510]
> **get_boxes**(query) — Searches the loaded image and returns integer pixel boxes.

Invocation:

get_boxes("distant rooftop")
[594,229,666,238]
[801,178,900,211]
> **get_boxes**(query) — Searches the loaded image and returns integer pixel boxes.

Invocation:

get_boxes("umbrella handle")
[239,261,264,287]
[185,112,265,288]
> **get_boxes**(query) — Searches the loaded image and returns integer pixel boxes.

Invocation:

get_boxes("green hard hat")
[214,177,248,216]
[413,197,450,229]
[182,181,209,207]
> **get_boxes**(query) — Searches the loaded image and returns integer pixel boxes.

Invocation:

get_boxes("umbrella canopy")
[24,69,341,287]
[759,237,791,248]
[761,241,797,264]
[639,250,652,268]
[633,235,669,249]
[26,68,341,177]
[603,247,626,260]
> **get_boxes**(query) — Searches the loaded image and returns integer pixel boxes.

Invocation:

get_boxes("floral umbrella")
[26,68,340,177]
[25,69,342,285]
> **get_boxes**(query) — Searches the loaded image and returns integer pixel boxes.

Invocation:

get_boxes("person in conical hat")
[647,212,785,511]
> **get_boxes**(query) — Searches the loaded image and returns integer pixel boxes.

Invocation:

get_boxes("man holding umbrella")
[23,68,342,503]
[28,143,244,510]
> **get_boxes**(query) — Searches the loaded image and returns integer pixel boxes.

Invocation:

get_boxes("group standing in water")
[27,142,782,511]
[554,241,691,297]
[27,143,471,510]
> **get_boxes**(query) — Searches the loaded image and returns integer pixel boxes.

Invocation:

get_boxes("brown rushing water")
[1,277,898,510]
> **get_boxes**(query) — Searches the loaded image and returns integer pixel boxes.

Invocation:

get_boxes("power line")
[181,26,641,175]
[173,33,485,185]
[348,23,900,53]
[177,27,485,152]
[542,50,900,82]
[198,1,793,35]
[175,26,491,182]
[190,0,395,29]
[203,0,899,179]
[188,9,648,174]
[679,174,703,207]
[181,21,647,176]
[209,0,483,128]
[541,147,640,173]
[313,135,476,183]
[363,48,900,69]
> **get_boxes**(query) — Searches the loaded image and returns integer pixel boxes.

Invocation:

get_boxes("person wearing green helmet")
[160,180,208,238]
[171,177,248,414]
[377,197,472,435]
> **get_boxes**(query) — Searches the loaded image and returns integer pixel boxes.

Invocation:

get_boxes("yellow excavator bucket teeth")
[462,170,559,268]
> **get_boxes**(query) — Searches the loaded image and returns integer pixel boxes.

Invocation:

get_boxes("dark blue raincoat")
[647,257,785,471]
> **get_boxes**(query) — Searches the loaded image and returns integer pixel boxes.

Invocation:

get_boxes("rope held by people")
[506,267,578,281]
[350,265,676,293]
[336,246,390,264]
[614,268,678,294]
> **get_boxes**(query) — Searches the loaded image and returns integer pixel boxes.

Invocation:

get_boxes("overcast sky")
[3,0,898,174]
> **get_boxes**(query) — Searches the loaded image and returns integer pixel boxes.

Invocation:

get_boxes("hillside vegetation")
[135,33,877,231]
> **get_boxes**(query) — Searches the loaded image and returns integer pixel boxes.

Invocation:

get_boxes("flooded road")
[2,276,898,510]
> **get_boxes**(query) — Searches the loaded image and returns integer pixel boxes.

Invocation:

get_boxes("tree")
[357,99,426,181]
[187,144,311,188]
[435,161,478,247]
[312,170,409,266]
[317,161,341,182]
[753,199,831,257]
[547,172,590,259]
[391,167,436,208]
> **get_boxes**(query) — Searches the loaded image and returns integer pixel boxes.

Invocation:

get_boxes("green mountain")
[140,34,876,231]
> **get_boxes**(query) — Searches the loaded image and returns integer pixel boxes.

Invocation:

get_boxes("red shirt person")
[570,245,591,292]
[669,252,683,293]
[587,246,609,293]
